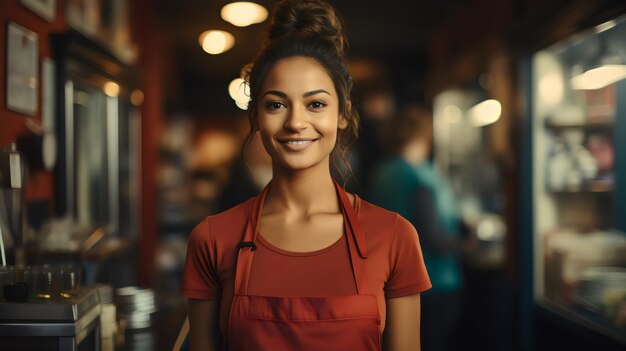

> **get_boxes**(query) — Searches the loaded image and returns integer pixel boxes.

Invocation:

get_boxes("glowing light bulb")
[468,99,501,127]
[198,30,235,55]
[131,89,144,106]
[104,82,120,97]
[571,65,626,90]
[221,2,268,27]
[228,78,250,110]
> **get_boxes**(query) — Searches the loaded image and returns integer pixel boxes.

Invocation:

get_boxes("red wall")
[1,0,166,286]
[130,0,168,287]
[0,0,67,204]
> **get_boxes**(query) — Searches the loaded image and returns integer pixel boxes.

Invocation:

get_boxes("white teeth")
[286,140,311,144]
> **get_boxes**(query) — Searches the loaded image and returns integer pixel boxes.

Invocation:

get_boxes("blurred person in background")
[181,1,431,350]
[354,84,396,192]
[370,104,470,351]
[217,133,272,213]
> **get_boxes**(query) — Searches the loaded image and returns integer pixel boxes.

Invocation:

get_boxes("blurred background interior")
[0,0,626,350]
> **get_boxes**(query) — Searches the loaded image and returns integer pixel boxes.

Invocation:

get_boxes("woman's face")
[256,56,347,172]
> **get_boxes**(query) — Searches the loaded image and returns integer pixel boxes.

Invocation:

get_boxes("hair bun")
[268,0,347,57]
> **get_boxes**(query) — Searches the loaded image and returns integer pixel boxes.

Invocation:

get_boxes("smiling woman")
[181,1,431,350]
[257,56,347,172]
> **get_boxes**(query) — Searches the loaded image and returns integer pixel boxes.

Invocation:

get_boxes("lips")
[276,137,319,151]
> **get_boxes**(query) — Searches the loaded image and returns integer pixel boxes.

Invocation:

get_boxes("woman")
[370,105,466,351]
[181,1,431,350]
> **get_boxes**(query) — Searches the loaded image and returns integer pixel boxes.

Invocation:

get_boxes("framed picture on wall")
[6,22,39,116]
[20,0,56,22]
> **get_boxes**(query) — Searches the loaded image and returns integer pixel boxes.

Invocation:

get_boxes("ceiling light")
[594,20,617,34]
[571,65,626,90]
[235,100,249,110]
[228,78,250,110]
[571,29,626,90]
[221,2,268,27]
[131,89,144,106]
[468,99,501,127]
[198,30,235,55]
[104,82,120,97]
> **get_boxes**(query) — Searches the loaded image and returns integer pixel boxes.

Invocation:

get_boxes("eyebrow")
[262,89,331,98]
[303,89,331,98]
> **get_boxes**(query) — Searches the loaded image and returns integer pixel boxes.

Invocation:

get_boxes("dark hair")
[383,104,433,153]
[241,0,359,182]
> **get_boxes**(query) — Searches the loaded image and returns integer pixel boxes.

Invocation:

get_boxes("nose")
[284,104,308,131]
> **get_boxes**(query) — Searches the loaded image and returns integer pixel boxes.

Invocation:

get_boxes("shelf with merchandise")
[529,13,626,346]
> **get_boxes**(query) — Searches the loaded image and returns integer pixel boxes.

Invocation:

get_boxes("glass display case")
[531,15,626,343]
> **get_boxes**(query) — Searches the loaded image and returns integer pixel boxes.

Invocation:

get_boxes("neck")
[264,160,339,216]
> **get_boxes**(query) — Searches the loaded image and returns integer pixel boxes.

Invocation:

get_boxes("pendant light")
[198,30,235,55]
[571,35,626,90]
[221,2,268,27]
[228,78,250,110]
[468,99,502,127]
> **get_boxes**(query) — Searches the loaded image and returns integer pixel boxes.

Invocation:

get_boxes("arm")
[383,294,422,351]
[188,299,219,351]
[182,219,221,350]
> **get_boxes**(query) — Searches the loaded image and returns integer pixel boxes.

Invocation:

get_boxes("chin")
[274,156,329,173]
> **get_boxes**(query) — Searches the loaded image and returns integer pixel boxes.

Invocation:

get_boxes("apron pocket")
[228,295,382,351]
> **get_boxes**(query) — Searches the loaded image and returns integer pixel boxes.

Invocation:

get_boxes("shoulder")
[357,198,412,237]
[358,197,398,223]
[391,215,419,242]
[358,197,419,238]
[188,197,255,246]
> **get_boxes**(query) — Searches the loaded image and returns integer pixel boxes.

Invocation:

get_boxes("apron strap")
[334,180,368,258]
[233,180,371,296]
[334,180,371,295]
[234,183,270,295]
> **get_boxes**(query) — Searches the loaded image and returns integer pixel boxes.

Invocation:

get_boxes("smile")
[277,138,319,150]
[277,137,319,143]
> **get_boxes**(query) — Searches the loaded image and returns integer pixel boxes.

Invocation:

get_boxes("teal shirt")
[369,157,462,293]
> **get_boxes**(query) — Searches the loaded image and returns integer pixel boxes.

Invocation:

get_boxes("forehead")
[261,56,337,96]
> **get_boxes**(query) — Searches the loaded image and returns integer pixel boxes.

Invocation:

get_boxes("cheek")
[319,117,340,137]
[257,118,279,152]
[257,113,280,134]
[257,125,273,146]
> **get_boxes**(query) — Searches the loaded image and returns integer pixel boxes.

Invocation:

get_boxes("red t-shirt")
[181,194,431,339]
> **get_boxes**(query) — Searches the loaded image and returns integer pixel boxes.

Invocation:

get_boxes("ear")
[338,101,351,130]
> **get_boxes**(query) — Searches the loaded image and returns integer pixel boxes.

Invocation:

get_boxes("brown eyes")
[264,100,327,111]
[308,101,326,109]
[266,101,285,110]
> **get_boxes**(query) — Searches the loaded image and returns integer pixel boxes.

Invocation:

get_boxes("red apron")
[227,180,381,350]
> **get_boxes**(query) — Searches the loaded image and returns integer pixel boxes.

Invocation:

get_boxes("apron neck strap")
[234,180,371,295]
[334,180,368,259]
[233,183,270,295]
[334,180,371,295]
